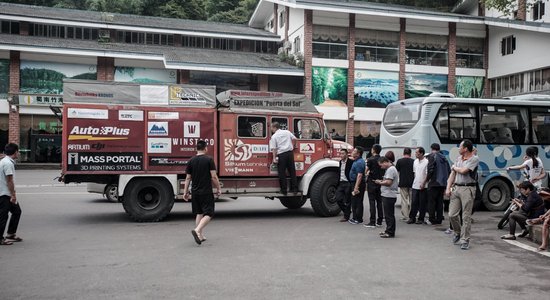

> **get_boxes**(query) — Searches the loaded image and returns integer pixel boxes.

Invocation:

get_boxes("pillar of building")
[285,7,290,41]
[398,18,406,100]
[258,74,269,91]
[517,0,527,21]
[483,25,491,98]
[97,57,115,81]
[8,51,20,145]
[448,22,457,95]
[478,2,485,17]
[273,3,279,35]
[346,14,356,146]
[178,70,190,84]
[303,10,313,100]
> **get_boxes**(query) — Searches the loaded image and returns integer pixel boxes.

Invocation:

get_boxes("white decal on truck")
[184,121,201,138]
[224,139,252,162]
[300,143,315,154]
[119,110,143,121]
[67,108,108,119]
[148,138,172,153]
[148,122,169,136]
[69,126,130,136]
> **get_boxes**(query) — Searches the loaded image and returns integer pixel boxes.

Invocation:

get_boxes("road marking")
[503,239,550,258]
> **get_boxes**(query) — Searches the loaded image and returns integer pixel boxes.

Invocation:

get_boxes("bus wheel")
[122,178,174,222]
[482,178,511,211]
[104,184,119,203]
[310,171,340,217]
[280,196,307,209]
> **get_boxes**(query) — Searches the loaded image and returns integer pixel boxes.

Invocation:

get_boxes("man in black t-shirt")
[364,144,384,228]
[395,148,414,221]
[183,140,221,245]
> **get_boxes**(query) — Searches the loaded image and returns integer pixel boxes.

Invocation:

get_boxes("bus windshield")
[383,100,422,135]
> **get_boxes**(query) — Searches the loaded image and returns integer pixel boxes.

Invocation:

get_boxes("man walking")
[270,122,298,195]
[365,144,384,228]
[445,139,479,250]
[0,143,22,246]
[183,140,221,245]
[395,148,414,221]
[349,146,366,225]
[408,147,429,224]
[335,148,353,222]
[426,143,450,225]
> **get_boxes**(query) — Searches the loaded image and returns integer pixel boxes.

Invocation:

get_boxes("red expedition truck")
[61,80,352,222]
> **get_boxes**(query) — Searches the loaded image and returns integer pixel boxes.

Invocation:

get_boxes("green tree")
[205,0,239,17]
[312,67,328,105]
[208,0,257,23]
[481,0,519,14]
[328,69,348,102]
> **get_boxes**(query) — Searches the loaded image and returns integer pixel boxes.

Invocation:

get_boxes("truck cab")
[62,81,351,222]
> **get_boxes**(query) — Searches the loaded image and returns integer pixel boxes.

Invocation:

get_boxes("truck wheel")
[482,178,511,211]
[104,184,119,203]
[122,179,174,222]
[279,196,307,209]
[310,171,340,217]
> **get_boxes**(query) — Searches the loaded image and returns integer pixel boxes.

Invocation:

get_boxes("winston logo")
[184,122,200,138]
[224,139,252,162]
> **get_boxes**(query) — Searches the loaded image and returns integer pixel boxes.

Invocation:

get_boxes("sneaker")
[444,228,454,235]
[461,241,470,250]
[406,219,416,224]
[364,222,376,228]
[400,217,408,221]
[424,220,433,225]
[452,234,461,244]
[500,234,516,240]
[348,219,360,225]
[376,222,383,227]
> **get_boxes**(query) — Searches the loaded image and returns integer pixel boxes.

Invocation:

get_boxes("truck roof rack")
[217,90,319,114]
[503,94,550,101]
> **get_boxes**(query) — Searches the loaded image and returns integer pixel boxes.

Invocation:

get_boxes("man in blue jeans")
[348,146,366,225]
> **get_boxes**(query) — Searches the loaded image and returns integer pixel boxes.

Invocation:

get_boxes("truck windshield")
[383,100,422,136]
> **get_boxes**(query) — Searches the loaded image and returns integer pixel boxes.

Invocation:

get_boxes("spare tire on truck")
[310,171,340,217]
[279,196,307,209]
[122,178,174,222]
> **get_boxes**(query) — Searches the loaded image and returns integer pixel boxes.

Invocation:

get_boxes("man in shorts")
[183,140,221,245]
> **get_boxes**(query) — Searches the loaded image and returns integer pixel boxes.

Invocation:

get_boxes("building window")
[1,21,19,34]
[312,25,348,60]
[456,37,484,69]
[533,1,546,21]
[279,11,285,28]
[501,35,516,56]
[355,29,399,63]
[405,33,448,66]
[293,36,301,53]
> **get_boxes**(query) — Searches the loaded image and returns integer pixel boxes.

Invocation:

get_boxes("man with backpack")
[425,143,450,225]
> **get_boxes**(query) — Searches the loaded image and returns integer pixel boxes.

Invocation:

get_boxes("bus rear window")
[383,101,421,135]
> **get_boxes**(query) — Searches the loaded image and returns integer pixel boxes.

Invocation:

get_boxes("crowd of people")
[334,139,550,252]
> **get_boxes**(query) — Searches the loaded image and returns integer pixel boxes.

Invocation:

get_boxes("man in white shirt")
[0,143,22,246]
[408,147,429,224]
[270,122,298,195]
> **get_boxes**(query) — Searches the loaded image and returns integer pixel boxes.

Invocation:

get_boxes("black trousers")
[509,211,528,235]
[335,181,352,219]
[410,188,428,221]
[351,182,366,223]
[277,150,297,192]
[382,196,397,236]
[428,186,445,224]
[367,186,383,224]
[0,195,22,238]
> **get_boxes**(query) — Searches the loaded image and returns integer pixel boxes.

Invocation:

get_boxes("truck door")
[291,117,325,177]
[269,116,289,176]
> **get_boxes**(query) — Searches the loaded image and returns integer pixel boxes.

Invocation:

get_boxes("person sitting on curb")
[526,188,550,251]
[501,181,545,240]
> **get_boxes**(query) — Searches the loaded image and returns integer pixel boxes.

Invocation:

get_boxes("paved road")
[2,170,549,299]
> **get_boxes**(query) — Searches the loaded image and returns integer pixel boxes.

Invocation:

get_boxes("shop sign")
[19,95,63,106]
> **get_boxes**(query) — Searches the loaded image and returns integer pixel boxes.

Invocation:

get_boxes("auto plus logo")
[68,126,130,141]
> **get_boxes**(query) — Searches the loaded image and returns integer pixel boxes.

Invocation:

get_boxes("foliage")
[328,68,348,101]
[0,60,9,96]
[208,0,258,24]
[312,67,328,105]
[481,0,518,15]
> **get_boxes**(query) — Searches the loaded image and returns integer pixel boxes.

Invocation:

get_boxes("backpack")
[434,153,451,186]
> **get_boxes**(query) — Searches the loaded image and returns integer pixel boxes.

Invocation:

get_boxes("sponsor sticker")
[67,108,108,119]
[68,126,130,141]
[295,162,305,171]
[305,155,312,164]
[148,138,172,153]
[251,144,269,154]
[148,112,179,120]
[66,152,143,171]
[299,143,315,154]
[149,157,189,166]
[169,86,207,105]
[184,121,200,138]
[148,122,169,136]
[119,110,144,121]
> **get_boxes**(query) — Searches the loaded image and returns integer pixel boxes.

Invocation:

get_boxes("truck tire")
[104,184,119,203]
[122,178,174,222]
[310,171,340,217]
[482,178,511,211]
[279,196,307,209]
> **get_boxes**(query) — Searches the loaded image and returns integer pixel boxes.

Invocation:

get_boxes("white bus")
[380,93,550,211]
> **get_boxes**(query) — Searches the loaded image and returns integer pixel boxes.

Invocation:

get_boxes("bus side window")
[531,107,550,144]
[440,104,478,143]
[480,106,528,144]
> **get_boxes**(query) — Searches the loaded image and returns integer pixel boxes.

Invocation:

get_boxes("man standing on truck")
[183,140,221,245]
[270,122,298,195]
